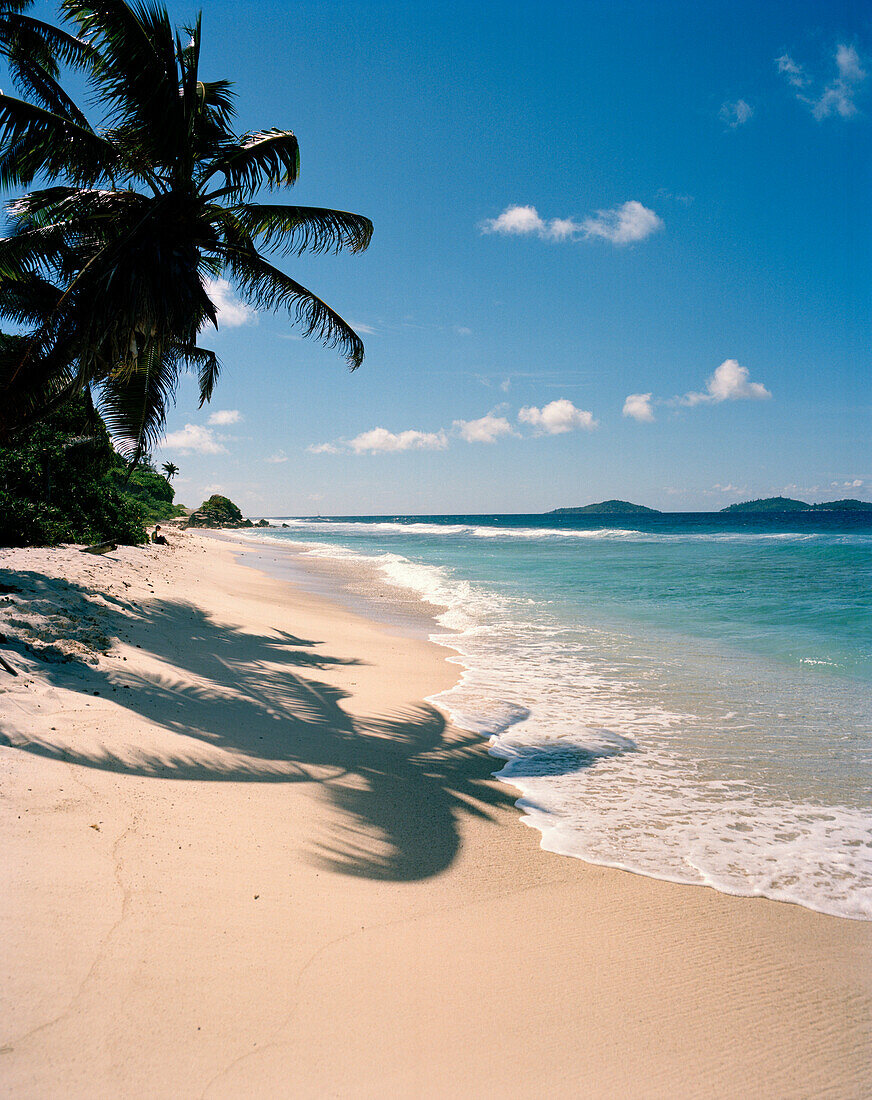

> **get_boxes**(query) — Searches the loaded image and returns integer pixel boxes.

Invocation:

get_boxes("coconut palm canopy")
[0,0,373,457]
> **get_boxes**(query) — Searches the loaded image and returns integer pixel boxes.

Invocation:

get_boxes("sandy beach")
[1,531,869,1098]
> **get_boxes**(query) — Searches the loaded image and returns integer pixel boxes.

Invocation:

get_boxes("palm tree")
[161,460,178,481]
[0,0,372,458]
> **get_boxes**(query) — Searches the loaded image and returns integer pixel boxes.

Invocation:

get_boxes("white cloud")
[778,44,867,120]
[204,278,258,328]
[454,413,515,444]
[581,201,663,245]
[266,450,289,464]
[454,325,473,336]
[160,423,227,454]
[481,205,547,236]
[682,359,771,406]
[777,54,808,88]
[347,427,448,454]
[623,392,656,422]
[831,479,864,488]
[720,99,753,127]
[307,442,340,455]
[518,398,598,434]
[814,44,866,119]
[546,217,582,241]
[348,320,377,335]
[204,483,225,494]
[207,409,241,425]
[482,202,660,246]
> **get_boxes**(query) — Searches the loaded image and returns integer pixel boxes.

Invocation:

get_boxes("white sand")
[1,532,870,1098]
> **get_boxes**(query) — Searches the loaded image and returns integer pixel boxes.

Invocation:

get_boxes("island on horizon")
[545,496,872,516]
[720,497,872,513]
[548,500,661,515]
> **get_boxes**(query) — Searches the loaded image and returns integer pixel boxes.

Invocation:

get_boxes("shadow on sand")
[1,570,522,881]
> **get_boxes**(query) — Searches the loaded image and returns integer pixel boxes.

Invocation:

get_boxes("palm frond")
[60,0,184,163]
[221,245,364,369]
[204,129,300,197]
[0,326,83,437]
[0,0,372,446]
[180,343,220,405]
[96,335,180,457]
[0,92,114,185]
[230,204,373,256]
[1,8,96,73]
[198,79,235,123]
[0,268,64,326]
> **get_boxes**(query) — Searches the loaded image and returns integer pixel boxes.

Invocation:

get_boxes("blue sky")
[13,1,872,512]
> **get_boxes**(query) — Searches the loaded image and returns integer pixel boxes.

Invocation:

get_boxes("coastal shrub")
[0,398,148,547]
[114,462,186,524]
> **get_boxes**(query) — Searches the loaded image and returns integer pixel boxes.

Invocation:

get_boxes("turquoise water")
[237,512,872,919]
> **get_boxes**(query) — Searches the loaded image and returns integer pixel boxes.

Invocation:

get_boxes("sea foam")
[236,522,872,920]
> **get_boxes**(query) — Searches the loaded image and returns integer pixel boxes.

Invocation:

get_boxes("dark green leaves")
[0,0,372,455]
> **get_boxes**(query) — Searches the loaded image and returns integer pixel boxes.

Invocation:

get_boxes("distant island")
[721,497,872,513]
[545,497,872,516]
[548,500,661,515]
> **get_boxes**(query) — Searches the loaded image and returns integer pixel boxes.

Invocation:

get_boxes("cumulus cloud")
[347,427,448,454]
[207,409,241,425]
[160,423,227,454]
[266,450,289,463]
[481,205,547,236]
[778,44,867,120]
[453,413,515,444]
[720,99,753,127]
[581,201,663,245]
[481,201,661,245]
[831,478,864,488]
[518,399,598,434]
[204,278,258,328]
[309,401,605,456]
[546,217,583,241]
[682,359,771,406]
[623,393,656,422]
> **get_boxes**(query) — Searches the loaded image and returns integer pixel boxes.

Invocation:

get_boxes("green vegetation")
[720,496,808,512]
[186,494,249,528]
[549,500,661,515]
[721,497,872,513]
[808,499,872,512]
[0,395,189,546]
[0,0,372,459]
[120,463,187,525]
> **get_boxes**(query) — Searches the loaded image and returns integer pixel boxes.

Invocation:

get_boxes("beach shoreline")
[1,531,870,1097]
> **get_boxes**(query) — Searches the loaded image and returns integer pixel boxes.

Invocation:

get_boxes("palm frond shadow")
[1,571,517,881]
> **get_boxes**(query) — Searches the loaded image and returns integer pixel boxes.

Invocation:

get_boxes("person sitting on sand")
[151,525,167,545]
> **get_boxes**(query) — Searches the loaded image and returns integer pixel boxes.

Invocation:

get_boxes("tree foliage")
[0,394,148,545]
[0,0,372,459]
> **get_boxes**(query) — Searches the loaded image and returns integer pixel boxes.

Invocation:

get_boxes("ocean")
[234,511,872,920]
